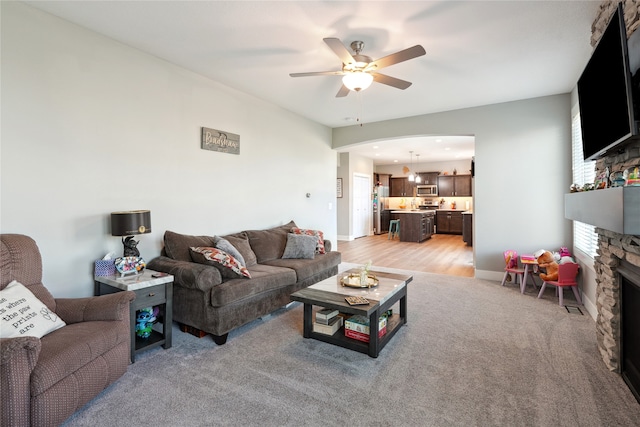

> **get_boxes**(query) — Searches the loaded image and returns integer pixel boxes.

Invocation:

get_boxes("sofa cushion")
[31,320,126,395]
[213,236,246,266]
[164,231,216,262]
[290,227,326,254]
[263,251,342,283]
[244,220,297,263]
[0,280,66,339]
[282,233,317,259]
[220,232,258,267]
[209,264,296,307]
[190,247,251,279]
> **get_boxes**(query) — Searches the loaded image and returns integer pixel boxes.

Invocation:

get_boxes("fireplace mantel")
[564,187,640,235]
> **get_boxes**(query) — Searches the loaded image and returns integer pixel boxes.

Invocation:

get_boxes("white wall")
[333,95,574,280]
[336,152,374,240]
[1,2,337,297]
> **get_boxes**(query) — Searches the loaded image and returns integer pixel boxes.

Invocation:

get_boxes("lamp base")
[122,236,141,258]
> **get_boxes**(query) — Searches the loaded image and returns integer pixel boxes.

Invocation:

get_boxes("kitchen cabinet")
[375,173,391,187]
[380,210,392,233]
[437,175,472,197]
[462,212,473,246]
[417,172,439,185]
[436,210,464,234]
[392,211,434,243]
[390,177,414,197]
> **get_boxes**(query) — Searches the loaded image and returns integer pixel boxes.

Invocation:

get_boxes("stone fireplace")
[593,230,640,374]
[587,0,640,400]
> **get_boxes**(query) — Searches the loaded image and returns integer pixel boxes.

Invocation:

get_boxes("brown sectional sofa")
[147,221,341,344]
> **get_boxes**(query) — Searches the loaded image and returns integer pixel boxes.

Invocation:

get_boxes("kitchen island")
[391,210,435,243]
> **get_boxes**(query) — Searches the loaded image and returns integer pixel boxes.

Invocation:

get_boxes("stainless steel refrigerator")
[373,185,389,235]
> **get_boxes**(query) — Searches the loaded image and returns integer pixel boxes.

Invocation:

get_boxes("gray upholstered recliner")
[0,234,136,427]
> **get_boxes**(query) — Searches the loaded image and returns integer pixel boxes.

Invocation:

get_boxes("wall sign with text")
[201,127,240,155]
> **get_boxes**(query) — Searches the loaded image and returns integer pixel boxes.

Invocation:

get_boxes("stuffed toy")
[536,251,559,281]
[136,306,159,339]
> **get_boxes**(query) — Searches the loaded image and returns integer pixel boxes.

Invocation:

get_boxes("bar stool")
[388,219,400,240]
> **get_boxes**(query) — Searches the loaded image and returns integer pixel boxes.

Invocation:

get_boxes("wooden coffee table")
[290,268,412,358]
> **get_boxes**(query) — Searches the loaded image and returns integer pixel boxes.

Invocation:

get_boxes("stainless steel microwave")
[416,185,438,196]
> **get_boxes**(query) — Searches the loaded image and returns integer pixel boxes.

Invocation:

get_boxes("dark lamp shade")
[111,210,152,236]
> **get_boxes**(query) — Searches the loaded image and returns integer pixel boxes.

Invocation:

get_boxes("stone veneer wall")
[591,0,640,371]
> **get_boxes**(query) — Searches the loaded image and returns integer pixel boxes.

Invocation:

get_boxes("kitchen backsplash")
[387,196,473,211]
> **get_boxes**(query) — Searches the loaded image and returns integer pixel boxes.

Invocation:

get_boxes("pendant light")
[408,151,415,182]
[415,154,422,183]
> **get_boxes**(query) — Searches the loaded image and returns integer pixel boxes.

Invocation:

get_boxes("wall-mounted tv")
[577,3,640,161]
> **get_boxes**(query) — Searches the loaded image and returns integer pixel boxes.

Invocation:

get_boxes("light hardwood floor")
[335,233,475,277]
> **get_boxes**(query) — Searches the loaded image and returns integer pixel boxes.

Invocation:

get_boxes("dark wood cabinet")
[455,175,472,196]
[462,213,473,246]
[390,177,414,197]
[436,210,464,235]
[381,210,392,233]
[437,175,472,196]
[375,173,391,187]
[417,172,439,185]
[399,212,434,243]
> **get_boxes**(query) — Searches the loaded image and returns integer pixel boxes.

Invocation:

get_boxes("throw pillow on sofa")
[213,236,246,266]
[190,247,252,279]
[0,280,66,339]
[291,227,326,254]
[282,233,317,259]
[218,232,258,267]
[245,220,297,263]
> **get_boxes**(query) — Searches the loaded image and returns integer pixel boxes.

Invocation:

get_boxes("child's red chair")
[537,262,582,306]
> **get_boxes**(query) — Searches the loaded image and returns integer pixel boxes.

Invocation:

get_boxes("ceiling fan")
[290,38,426,97]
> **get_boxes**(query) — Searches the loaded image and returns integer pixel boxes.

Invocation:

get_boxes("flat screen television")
[577,3,640,161]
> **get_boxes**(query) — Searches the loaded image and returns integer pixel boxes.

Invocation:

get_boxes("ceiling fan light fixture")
[342,72,373,92]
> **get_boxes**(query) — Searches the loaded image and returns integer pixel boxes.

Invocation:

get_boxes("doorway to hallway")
[352,173,371,239]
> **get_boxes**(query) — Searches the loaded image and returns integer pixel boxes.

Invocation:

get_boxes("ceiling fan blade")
[366,45,426,71]
[371,72,412,90]
[323,37,356,65]
[289,70,344,77]
[335,84,350,98]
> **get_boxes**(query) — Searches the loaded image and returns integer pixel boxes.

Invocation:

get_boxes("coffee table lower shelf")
[291,269,411,358]
[307,313,404,356]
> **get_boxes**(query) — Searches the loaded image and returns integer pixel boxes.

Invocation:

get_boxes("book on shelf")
[345,326,387,343]
[344,314,387,335]
[315,308,339,325]
[313,316,343,336]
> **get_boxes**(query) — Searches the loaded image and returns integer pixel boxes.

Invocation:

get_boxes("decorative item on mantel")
[625,166,640,186]
[571,165,640,192]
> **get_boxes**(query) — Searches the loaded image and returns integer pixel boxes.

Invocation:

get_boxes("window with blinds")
[571,112,598,258]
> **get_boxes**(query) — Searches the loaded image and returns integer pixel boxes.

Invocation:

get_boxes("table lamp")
[110,210,151,257]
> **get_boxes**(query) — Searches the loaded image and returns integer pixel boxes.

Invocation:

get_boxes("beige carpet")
[62,264,640,426]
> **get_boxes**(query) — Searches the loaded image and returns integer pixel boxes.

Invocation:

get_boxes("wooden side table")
[94,269,173,363]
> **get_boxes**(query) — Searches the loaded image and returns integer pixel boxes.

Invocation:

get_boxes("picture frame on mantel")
[337,178,343,198]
